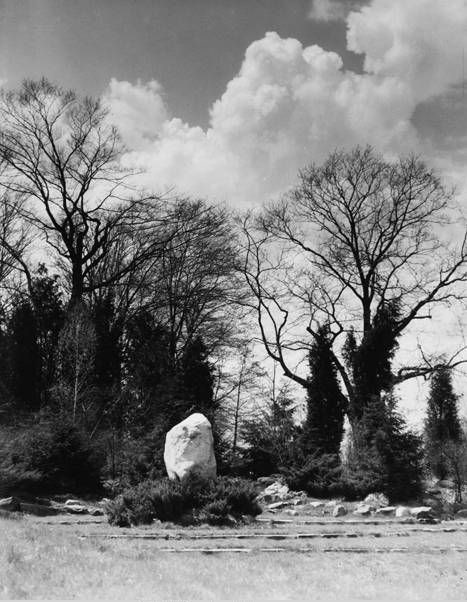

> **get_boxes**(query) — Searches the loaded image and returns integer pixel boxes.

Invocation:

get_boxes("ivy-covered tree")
[302,325,344,457]
[425,366,462,479]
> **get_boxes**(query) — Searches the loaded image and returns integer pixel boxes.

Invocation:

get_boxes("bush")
[0,418,104,495]
[106,475,262,527]
[284,452,342,497]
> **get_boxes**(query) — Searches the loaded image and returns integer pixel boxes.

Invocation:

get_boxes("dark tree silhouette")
[425,366,462,479]
[302,324,344,456]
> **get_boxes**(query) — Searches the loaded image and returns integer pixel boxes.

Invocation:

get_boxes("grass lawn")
[2,516,467,600]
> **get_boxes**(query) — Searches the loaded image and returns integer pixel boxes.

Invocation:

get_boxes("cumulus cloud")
[105,0,467,207]
[104,78,169,150]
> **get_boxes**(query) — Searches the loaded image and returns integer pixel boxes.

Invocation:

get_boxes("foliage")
[302,325,344,456]
[106,475,262,527]
[424,366,462,479]
[241,388,297,477]
[0,418,104,494]
[349,396,424,502]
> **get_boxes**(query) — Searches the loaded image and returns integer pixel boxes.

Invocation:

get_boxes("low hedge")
[106,475,262,527]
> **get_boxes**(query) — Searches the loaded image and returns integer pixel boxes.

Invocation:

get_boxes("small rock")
[332,504,347,517]
[354,504,372,516]
[0,497,21,511]
[395,506,411,518]
[292,498,305,506]
[456,509,467,518]
[409,506,433,519]
[64,504,89,515]
[267,501,289,510]
[375,506,396,516]
[285,509,298,516]
[364,493,389,509]
[259,482,290,503]
[65,499,83,507]
[309,501,325,509]
[426,488,442,496]
[89,507,104,516]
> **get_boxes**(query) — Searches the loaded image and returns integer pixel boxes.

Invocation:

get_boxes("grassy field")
[2,515,467,599]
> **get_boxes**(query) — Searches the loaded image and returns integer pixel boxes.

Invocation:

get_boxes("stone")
[354,504,372,516]
[456,509,467,518]
[409,506,433,519]
[258,482,290,503]
[332,504,347,517]
[89,507,104,516]
[0,496,21,512]
[395,506,411,518]
[364,493,389,509]
[292,498,305,506]
[65,499,83,507]
[285,509,298,516]
[375,506,396,516]
[309,501,325,509]
[64,504,89,514]
[267,501,288,510]
[164,413,217,482]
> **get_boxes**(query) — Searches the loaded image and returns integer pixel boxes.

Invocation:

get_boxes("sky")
[1,0,466,208]
[1,0,467,423]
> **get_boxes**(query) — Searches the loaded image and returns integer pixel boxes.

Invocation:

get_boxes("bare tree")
[240,147,467,412]
[0,79,166,305]
[133,199,247,365]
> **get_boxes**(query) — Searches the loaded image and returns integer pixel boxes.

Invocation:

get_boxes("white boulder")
[364,493,389,509]
[354,504,372,516]
[395,506,411,518]
[164,413,217,482]
[333,504,347,517]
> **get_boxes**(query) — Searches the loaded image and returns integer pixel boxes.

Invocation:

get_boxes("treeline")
[0,79,466,501]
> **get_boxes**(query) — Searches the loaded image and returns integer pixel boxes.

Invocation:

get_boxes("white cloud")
[104,78,169,150]
[105,0,467,208]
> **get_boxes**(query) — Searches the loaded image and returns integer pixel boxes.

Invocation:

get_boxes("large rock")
[354,504,372,516]
[164,413,216,482]
[364,493,389,509]
[333,504,347,517]
[257,482,290,503]
[395,506,411,518]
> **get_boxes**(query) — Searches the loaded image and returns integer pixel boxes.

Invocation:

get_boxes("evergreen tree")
[181,336,216,422]
[241,388,297,476]
[7,298,40,411]
[302,324,344,456]
[425,366,462,479]
[30,265,64,405]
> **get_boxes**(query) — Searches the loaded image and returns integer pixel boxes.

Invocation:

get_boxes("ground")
[2,503,467,600]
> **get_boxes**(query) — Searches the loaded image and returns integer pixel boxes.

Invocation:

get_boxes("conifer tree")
[425,366,462,479]
[302,324,344,457]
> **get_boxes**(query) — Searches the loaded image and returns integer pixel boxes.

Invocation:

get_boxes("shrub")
[283,452,342,497]
[0,418,104,495]
[106,476,262,527]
